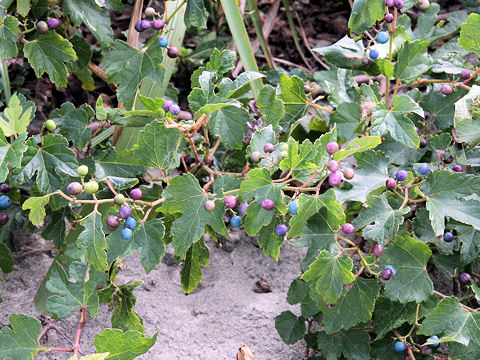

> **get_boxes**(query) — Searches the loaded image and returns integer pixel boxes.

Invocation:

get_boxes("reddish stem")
[73,308,87,356]
[464,67,480,84]
[49,347,74,352]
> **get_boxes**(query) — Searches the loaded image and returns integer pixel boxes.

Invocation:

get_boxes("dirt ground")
[0,231,306,360]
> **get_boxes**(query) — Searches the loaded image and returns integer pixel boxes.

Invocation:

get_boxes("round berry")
[373,245,384,257]
[121,228,133,239]
[384,264,397,276]
[381,268,393,280]
[461,69,471,80]
[37,20,49,34]
[77,165,89,176]
[419,164,430,175]
[328,172,342,187]
[0,195,11,210]
[441,84,453,95]
[162,100,174,112]
[443,231,454,242]
[140,19,151,30]
[130,188,142,200]
[396,169,408,181]
[459,272,472,284]
[134,20,143,32]
[114,194,125,205]
[167,46,179,59]
[289,200,298,215]
[261,198,275,211]
[384,13,394,23]
[263,143,275,153]
[119,205,132,219]
[0,184,10,193]
[0,213,8,225]
[125,216,137,230]
[66,182,83,196]
[394,342,406,352]
[280,150,288,159]
[453,164,463,172]
[84,180,99,194]
[326,142,339,154]
[377,31,390,44]
[418,0,430,10]
[342,223,355,234]
[250,151,263,164]
[144,6,156,17]
[224,195,237,209]
[45,119,56,131]
[152,19,165,30]
[106,215,120,230]
[204,200,215,212]
[386,178,397,189]
[386,0,394,6]
[158,37,169,47]
[238,203,248,216]
[275,224,288,237]
[169,104,181,116]
[394,0,404,9]
[48,18,60,29]
[428,336,440,347]
[369,49,379,60]
[420,137,427,148]
[420,345,432,356]
[230,215,242,228]
[327,160,339,172]
[343,168,355,180]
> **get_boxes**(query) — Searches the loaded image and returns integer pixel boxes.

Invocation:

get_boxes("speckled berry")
[114,194,125,205]
[224,195,237,209]
[381,268,393,280]
[167,46,179,58]
[441,84,453,95]
[169,104,181,115]
[119,205,131,219]
[326,142,339,154]
[250,151,262,163]
[106,215,120,230]
[144,6,156,17]
[342,223,355,234]
[37,20,48,33]
[66,182,83,196]
[386,178,397,189]
[48,18,60,29]
[384,13,394,23]
[461,69,471,80]
[453,164,463,172]
[329,172,342,187]
[386,0,394,6]
[459,272,472,284]
[84,181,99,194]
[140,19,151,30]
[394,0,404,9]
[0,184,10,193]
[238,203,248,216]
[327,160,339,172]
[263,143,275,153]
[204,200,215,212]
[130,188,142,200]
[152,19,165,30]
[373,245,383,257]
[162,100,174,112]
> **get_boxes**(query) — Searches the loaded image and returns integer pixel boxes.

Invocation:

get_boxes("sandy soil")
[0,230,306,360]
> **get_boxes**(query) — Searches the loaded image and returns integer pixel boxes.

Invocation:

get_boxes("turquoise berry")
[0,195,11,210]
[369,49,379,59]
[419,164,430,175]
[384,265,397,276]
[428,335,440,347]
[125,217,137,230]
[289,200,298,215]
[121,228,132,239]
[377,31,389,44]
[158,37,169,47]
[394,342,406,352]
[230,215,242,228]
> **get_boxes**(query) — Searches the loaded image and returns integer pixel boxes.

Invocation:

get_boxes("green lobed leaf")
[76,211,108,272]
[57,104,94,150]
[454,85,480,146]
[333,136,382,161]
[94,329,157,360]
[22,195,50,226]
[317,327,371,360]
[274,310,306,345]
[131,219,165,273]
[421,86,468,130]
[0,15,20,59]
[0,243,13,273]
[458,13,480,56]
[180,240,210,293]
[0,128,27,183]
[329,102,362,140]
[256,216,285,261]
[394,40,432,83]
[348,0,384,36]
[257,85,285,129]
[0,93,33,137]
[191,49,236,87]
[0,314,41,360]
[110,281,145,333]
[278,74,308,131]
[209,106,250,150]
[450,222,480,264]
[287,278,319,317]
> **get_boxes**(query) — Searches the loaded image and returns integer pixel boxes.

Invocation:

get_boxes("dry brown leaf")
[236,344,255,360]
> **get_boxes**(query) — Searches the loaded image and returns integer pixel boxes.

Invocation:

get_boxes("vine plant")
[0,0,479,359]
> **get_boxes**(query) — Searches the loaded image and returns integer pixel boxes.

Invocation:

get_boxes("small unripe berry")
[381,268,393,280]
[418,0,430,10]
[386,178,397,189]
[45,119,56,131]
[114,194,125,205]
[384,13,394,23]
[158,37,169,47]
[204,200,215,212]
[326,142,339,154]
[453,164,463,172]
[420,345,432,356]
[140,19,151,30]
[369,49,379,60]
[48,18,60,29]
[169,104,181,116]
[441,84,453,95]
[224,195,237,209]
[250,151,262,163]
[0,212,8,225]
[327,160,339,172]
[106,215,120,230]
[238,203,248,216]
[144,7,156,17]
[230,215,242,228]
[459,272,472,284]
[261,199,274,211]
[394,0,404,9]
[67,182,83,195]
[461,69,471,80]
[373,245,383,257]
[84,180,99,194]
[263,143,275,153]
[167,46,179,58]
[37,21,49,33]
[342,223,355,234]
[121,228,133,239]
[396,170,408,181]
[77,165,89,176]
[130,188,142,200]
[275,224,288,237]
[125,216,137,230]
[328,172,342,187]
[343,168,355,180]
[152,19,165,30]
[0,184,10,193]
[119,205,131,219]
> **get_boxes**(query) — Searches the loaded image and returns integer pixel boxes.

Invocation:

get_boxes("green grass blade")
[246,0,276,70]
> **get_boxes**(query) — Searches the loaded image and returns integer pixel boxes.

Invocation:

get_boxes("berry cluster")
[325,142,355,187]
[162,100,181,116]
[36,18,60,34]
[106,188,142,239]
[0,183,11,226]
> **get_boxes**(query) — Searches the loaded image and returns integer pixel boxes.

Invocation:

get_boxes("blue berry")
[384,265,397,276]
[394,342,406,352]
[377,31,389,44]
[169,104,181,116]
[289,200,298,215]
[428,335,440,347]
[369,49,379,59]
[121,228,133,239]
[158,37,169,47]
[0,195,11,210]
[419,164,430,175]
[275,224,288,237]
[125,217,137,230]
[230,215,242,228]
[134,20,143,32]
[443,231,454,242]
[396,169,408,181]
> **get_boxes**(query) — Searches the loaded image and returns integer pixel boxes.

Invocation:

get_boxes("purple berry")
[66,182,83,195]
[167,46,179,59]
[414,126,420,133]
[394,0,404,9]
[343,168,355,180]
[275,224,288,237]
[141,19,151,30]
[169,104,181,115]
[386,0,394,6]
[373,245,384,257]
[152,19,165,30]
[420,345,432,356]
[420,137,427,148]
[48,18,60,29]
[342,223,355,234]
[396,170,408,181]
[328,172,342,187]
[0,213,8,225]
[381,268,393,280]
[453,164,463,172]
[134,20,143,32]
[459,273,472,284]
[0,184,10,193]
[106,215,120,230]
[443,231,454,242]
[204,200,215,212]
[130,188,142,200]
[386,178,397,189]
[384,13,394,23]
[224,195,237,209]
[441,84,453,95]
[162,100,174,112]
[238,203,248,216]
[327,160,339,172]
[119,205,132,219]
[326,142,339,154]
[461,70,471,80]
[263,143,275,153]
[261,199,275,211]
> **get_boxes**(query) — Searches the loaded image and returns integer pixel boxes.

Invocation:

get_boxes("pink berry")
[386,0,394,6]
[152,19,165,30]
[343,168,355,180]
[263,143,275,153]
[204,200,215,212]
[66,182,83,195]
[224,195,237,209]
[386,178,397,189]
[441,84,453,95]
[461,70,471,80]
[0,212,8,225]
[261,199,275,211]
[384,13,394,23]
[394,0,404,9]
[342,223,355,234]
[459,273,472,284]
[326,142,339,154]
[453,164,463,172]
[381,268,393,280]
[106,215,120,230]
[130,188,142,200]
[373,245,384,257]
[327,160,339,172]
[328,172,342,187]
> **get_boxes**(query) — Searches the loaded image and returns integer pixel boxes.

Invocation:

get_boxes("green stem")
[246,0,275,70]
[0,59,10,104]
